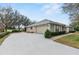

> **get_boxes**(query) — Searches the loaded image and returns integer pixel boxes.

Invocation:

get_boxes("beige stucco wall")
[26,24,50,33]
[36,24,49,33]
[66,27,74,33]
[26,23,67,33]
[26,26,37,33]
[50,24,66,32]
[50,24,54,32]
[66,27,69,33]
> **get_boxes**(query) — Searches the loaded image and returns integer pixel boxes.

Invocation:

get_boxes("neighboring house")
[0,22,5,32]
[66,26,75,33]
[26,19,74,34]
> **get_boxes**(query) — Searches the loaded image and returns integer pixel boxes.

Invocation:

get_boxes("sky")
[0,3,70,25]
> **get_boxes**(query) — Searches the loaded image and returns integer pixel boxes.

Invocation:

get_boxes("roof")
[26,19,66,27]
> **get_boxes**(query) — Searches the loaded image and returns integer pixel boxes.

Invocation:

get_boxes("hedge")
[51,31,66,36]
[0,32,10,39]
[12,29,21,32]
[69,31,75,33]
[44,29,66,38]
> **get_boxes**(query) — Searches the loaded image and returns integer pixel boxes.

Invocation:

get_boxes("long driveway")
[0,32,79,55]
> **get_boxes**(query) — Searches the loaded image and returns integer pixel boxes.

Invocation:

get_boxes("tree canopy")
[0,6,34,29]
[62,3,79,31]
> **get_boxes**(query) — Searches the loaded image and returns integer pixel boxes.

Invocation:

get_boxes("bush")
[69,31,75,33]
[51,31,66,36]
[44,29,66,38]
[59,31,66,34]
[12,29,21,32]
[0,32,10,38]
[44,29,52,38]
[74,27,79,31]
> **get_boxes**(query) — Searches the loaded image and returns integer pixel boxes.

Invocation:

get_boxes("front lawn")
[55,32,79,48]
[7,29,13,32]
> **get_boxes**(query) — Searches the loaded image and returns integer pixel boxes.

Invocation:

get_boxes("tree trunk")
[18,25,20,31]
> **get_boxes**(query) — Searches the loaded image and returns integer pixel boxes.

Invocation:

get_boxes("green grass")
[7,29,13,32]
[0,33,10,45]
[62,34,79,41]
[55,33,79,48]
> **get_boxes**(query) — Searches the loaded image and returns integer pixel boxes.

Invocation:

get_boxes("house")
[0,22,6,32]
[26,19,74,34]
[66,26,75,33]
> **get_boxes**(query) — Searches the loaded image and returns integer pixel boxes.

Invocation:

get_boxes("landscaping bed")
[55,32,79,48]
[44,29,66,38]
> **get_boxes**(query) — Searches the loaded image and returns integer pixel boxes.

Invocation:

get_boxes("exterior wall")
[36,24,49,33]
[26,24,50,33]
[66,27,74,33]
[66,27,69,33]
[69,27,74,31]
[26,23,67,34]
[50,24,54,32]
[50,24,66,32]
[26,26,37,33]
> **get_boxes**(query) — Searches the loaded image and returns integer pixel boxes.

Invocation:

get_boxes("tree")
[62,3,79,31]
[0,6,34,31]
[0,7,14,30]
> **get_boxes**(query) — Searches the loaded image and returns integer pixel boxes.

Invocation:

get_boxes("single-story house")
[66,26,75,33]
[26,19,74,34]
[0,22,6,32]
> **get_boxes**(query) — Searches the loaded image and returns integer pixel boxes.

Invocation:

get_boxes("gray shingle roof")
[26,19,66,27]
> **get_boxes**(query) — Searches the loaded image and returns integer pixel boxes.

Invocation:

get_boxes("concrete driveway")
[0,32,79,55]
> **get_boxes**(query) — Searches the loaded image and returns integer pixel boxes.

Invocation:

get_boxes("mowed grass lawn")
[55,32,79,48]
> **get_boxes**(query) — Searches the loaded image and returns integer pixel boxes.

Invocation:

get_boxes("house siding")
[50,24,66,32]
[26,20,74,34]
[26,24,50,33]
[66,27,74,33]
[26,26,36,33]
[36,24,49,33]
[26,23,67,34]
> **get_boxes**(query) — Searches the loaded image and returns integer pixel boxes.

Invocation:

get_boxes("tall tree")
[0,7,14,30]
[62,3,79,31]
[0,6,34,30]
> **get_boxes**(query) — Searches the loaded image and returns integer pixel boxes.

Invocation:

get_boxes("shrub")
[69,31,75,33]
[44,29,52,38]
[74,27,79,31]
[51,32,57,36]
[51,31,66,36]
[44,29,66,38]
[12,29,21,32]
[0,32,10,38]
[59,31,66,34]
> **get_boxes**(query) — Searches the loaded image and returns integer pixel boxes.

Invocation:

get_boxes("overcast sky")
[0,3,70,25]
